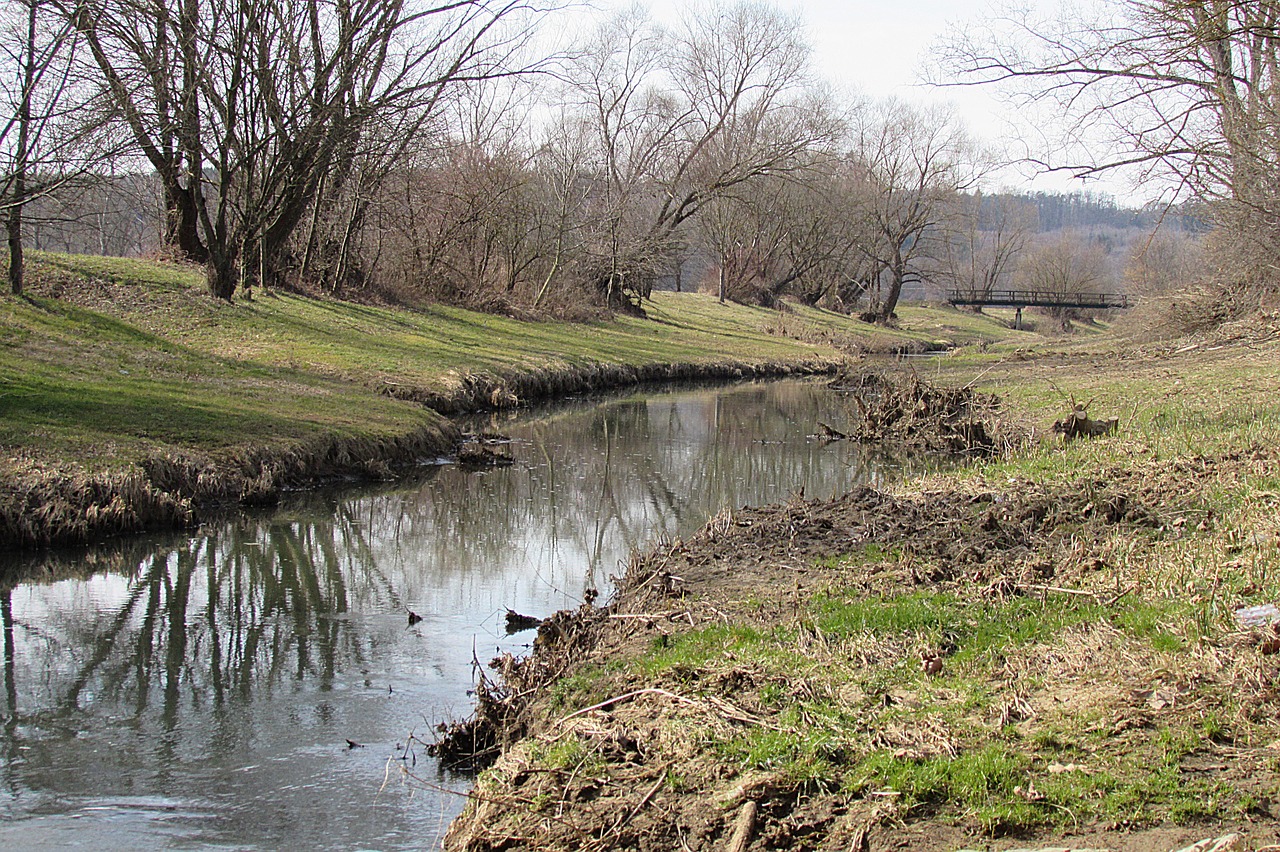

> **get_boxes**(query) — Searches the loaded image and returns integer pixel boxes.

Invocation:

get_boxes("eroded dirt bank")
[0,422,461,550]
[438,367,1280,851]
[1,358,843,553]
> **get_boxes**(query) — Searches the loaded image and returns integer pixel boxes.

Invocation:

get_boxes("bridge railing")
[945,289,1133,310]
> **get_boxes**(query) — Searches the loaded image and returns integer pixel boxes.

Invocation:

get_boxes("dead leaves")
[1047,761,1092,775]
[1013,779,1045,802]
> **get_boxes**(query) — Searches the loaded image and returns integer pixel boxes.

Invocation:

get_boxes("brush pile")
[832,370,1010,455]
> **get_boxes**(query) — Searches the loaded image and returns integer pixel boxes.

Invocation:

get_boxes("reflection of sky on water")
[0,378,913,850]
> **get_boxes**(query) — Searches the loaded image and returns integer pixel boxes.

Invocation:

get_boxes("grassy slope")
[448,316,1280,850]
[0,252,1025,475]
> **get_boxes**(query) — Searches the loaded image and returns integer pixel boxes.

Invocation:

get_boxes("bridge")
[944,289,1133,329]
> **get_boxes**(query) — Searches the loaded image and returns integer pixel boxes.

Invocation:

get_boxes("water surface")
[0,379,914,850]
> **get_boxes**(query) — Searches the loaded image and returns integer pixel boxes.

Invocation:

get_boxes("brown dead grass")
[437,361,1280,851]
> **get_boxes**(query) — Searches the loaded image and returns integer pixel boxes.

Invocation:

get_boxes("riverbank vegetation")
[440,313,1280,851]
[1,251,1031,549]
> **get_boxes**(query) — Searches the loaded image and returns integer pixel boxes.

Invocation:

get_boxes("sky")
[589,0,1145,204]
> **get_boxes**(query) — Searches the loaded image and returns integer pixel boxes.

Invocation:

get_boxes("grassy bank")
[1,252,1022,549]
[441,314,1280,851]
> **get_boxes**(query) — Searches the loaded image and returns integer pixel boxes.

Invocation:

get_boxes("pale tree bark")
[531,117,593,309]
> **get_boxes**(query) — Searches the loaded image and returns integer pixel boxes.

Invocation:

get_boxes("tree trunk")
[8,207,24,297]
[8,0,36,296]
[164,179,209,263]
[205,249,238,300]
[874,256,907,322]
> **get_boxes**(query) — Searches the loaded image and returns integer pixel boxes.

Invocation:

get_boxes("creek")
[0,378,922,850]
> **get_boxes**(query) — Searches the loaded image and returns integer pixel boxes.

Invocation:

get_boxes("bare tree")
[528,115,594,310]
[1,0,104,294]
[697,152,882,309]
[938,0,1280,307]
[932,192,1035,307]
[1017,231,1110,326]
[1125,227,1205,296]
[566,2,837,310]
[61,0,542,300]
[849,99,978,322]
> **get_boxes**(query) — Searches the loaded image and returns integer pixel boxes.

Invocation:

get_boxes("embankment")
[0,357,839,551]
[436,339,1280,851]
[1,422,459,550]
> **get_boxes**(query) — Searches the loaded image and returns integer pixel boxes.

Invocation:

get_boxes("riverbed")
[0,378,921,850]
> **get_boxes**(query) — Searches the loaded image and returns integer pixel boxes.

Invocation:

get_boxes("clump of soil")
[830,369,1020,455]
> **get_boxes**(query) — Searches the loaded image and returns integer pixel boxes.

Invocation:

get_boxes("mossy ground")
[441,318,1280,852]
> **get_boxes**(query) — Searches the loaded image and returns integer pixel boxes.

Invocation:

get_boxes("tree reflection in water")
[0,378,918,850]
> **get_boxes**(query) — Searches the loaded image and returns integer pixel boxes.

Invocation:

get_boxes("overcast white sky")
[586,0,1146,203]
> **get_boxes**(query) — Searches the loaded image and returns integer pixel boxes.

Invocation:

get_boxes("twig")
[706,695,792,732]
[1124,396,1144,431]
[1106,582,1139,607]
[555,688,699,725]
[703,603,731,624]
[556,688,791,732]
[961,361,999,391]
[725,800,758,852]
[611,770,667,836]
[1045,379,1074,408]
[1018,583,1099,600]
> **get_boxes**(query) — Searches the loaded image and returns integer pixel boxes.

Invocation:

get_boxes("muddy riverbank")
[438,346,1280,851]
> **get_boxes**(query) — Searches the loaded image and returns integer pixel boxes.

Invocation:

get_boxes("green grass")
[609,581,1259,831]
[811,591,1102,647]
[0,251,1031,472]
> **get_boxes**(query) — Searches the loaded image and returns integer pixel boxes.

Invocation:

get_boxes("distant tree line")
[940,0,1280,323]
[0,0,1216,324]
